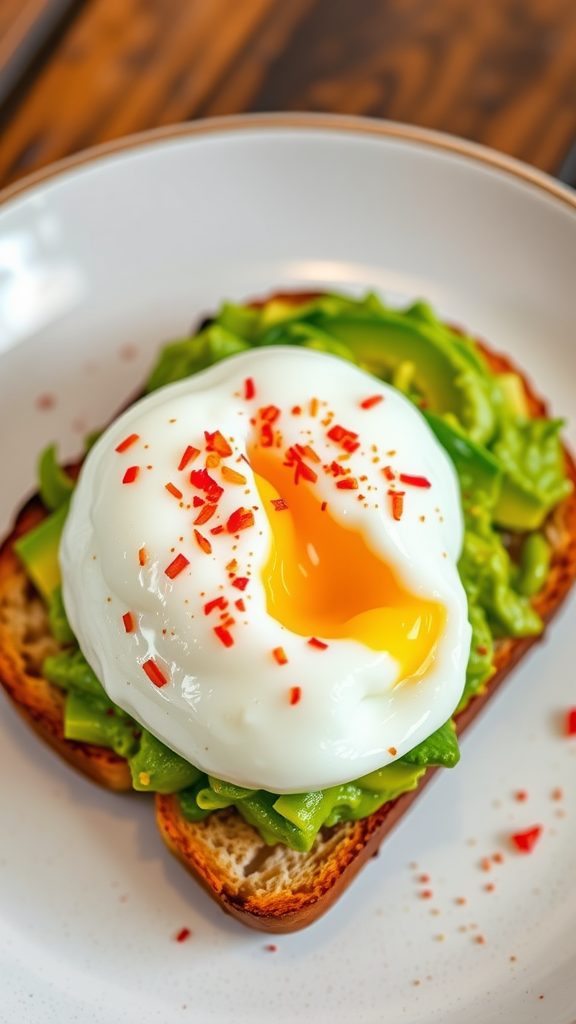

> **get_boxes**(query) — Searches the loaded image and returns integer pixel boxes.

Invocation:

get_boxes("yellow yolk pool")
[254,453,443,682]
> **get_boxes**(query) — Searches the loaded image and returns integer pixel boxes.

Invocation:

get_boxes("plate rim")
[1,111,575,215]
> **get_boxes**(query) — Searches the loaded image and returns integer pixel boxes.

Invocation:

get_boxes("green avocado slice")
[308,309,496,446]
[14,502,68,601]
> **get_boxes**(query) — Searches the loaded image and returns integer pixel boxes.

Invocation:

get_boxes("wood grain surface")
[1,0,576,190]
[0,0,82,109]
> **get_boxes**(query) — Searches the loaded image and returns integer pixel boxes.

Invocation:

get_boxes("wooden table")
[1,0,576,192]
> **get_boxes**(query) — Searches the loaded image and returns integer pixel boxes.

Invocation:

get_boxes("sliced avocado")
[146,323,251,392]
[493,477,554,531]
[38,444,75,511]
[354,760,427,795]
[399,719,460,768]
[517,532,551,598]
[492,416,572,530]
[44,647,107,698]
[309,310,496,445]
[495,373,529,418]
[47,585,75,644]
[64,689,140,759]
[422,410,502,507]
[14,502,68,601]
[128,728,201,793]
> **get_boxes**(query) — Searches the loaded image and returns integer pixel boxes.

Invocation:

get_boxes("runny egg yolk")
[253,451,444,681]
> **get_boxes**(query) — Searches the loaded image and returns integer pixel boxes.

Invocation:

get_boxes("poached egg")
[60,347,471,793]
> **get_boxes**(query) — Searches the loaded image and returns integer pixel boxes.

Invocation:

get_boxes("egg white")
[60,347,471,792]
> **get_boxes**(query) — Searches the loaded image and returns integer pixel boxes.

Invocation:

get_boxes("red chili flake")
[227,507,255,533]
[419,874,430,883]
[420,890,433,899]
[321,501,327,511]
[476,644,488,656]
[289,686,301,705]
[244,378,255,400]
[388,746,397,756]
[552,787,563,801]
[382,465,395,482]
[190,468,224,502]
[480,857,492,872]
[165,482,183,500]
[455,897,467,905]
[510,826,542,853]
[222,616,236,629]
[214,625,234,648]
[194,503,217,526]
[389,490,405,520]
[567,708,576,736]
[204,596,228,615]
[193,496,205,507]
[266,943,277,952]
[273,647,288,665]
[485,883,495,892]
[360,394,383,410]
[295,444,320,463]
[284,446,301,466]
[308,637,328,650]
[492,852,504,864]
[291,405,302,415]
[221,466,246,485]
[204,429,233,457]
[327,424,358,446]
[138,546,147,566]
[260,422,274,448]
[271,498,289,511]
[122,466,140,484]
[328,460,346,477]
[232,577,249,591]
[336,477,358,490]
[194,530,212,554]
[260,404,280,423]
[142,659,168,687]
[115,433,140,453]
[122,612,135,633]
[515,790,528,802]
[234,598,245,614]
[165,553,190,578]
[476,935,486,945]
[210,525,224,535]
[399,473,432,489]
[176,927,191,943]
[295,461,318,485]
[342,437,360,454]
[178,445,200,471]
[226,559,238,572]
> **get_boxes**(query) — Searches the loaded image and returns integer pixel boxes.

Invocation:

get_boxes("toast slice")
[1,335,575,932]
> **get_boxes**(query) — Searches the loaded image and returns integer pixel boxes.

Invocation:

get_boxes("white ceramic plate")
[1,114,576,1024]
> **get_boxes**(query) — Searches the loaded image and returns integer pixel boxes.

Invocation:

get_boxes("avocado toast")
[1,291,575,932]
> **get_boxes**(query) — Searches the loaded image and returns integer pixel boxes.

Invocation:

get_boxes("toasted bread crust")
[0,497,132,791]
[1,316,575,931]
